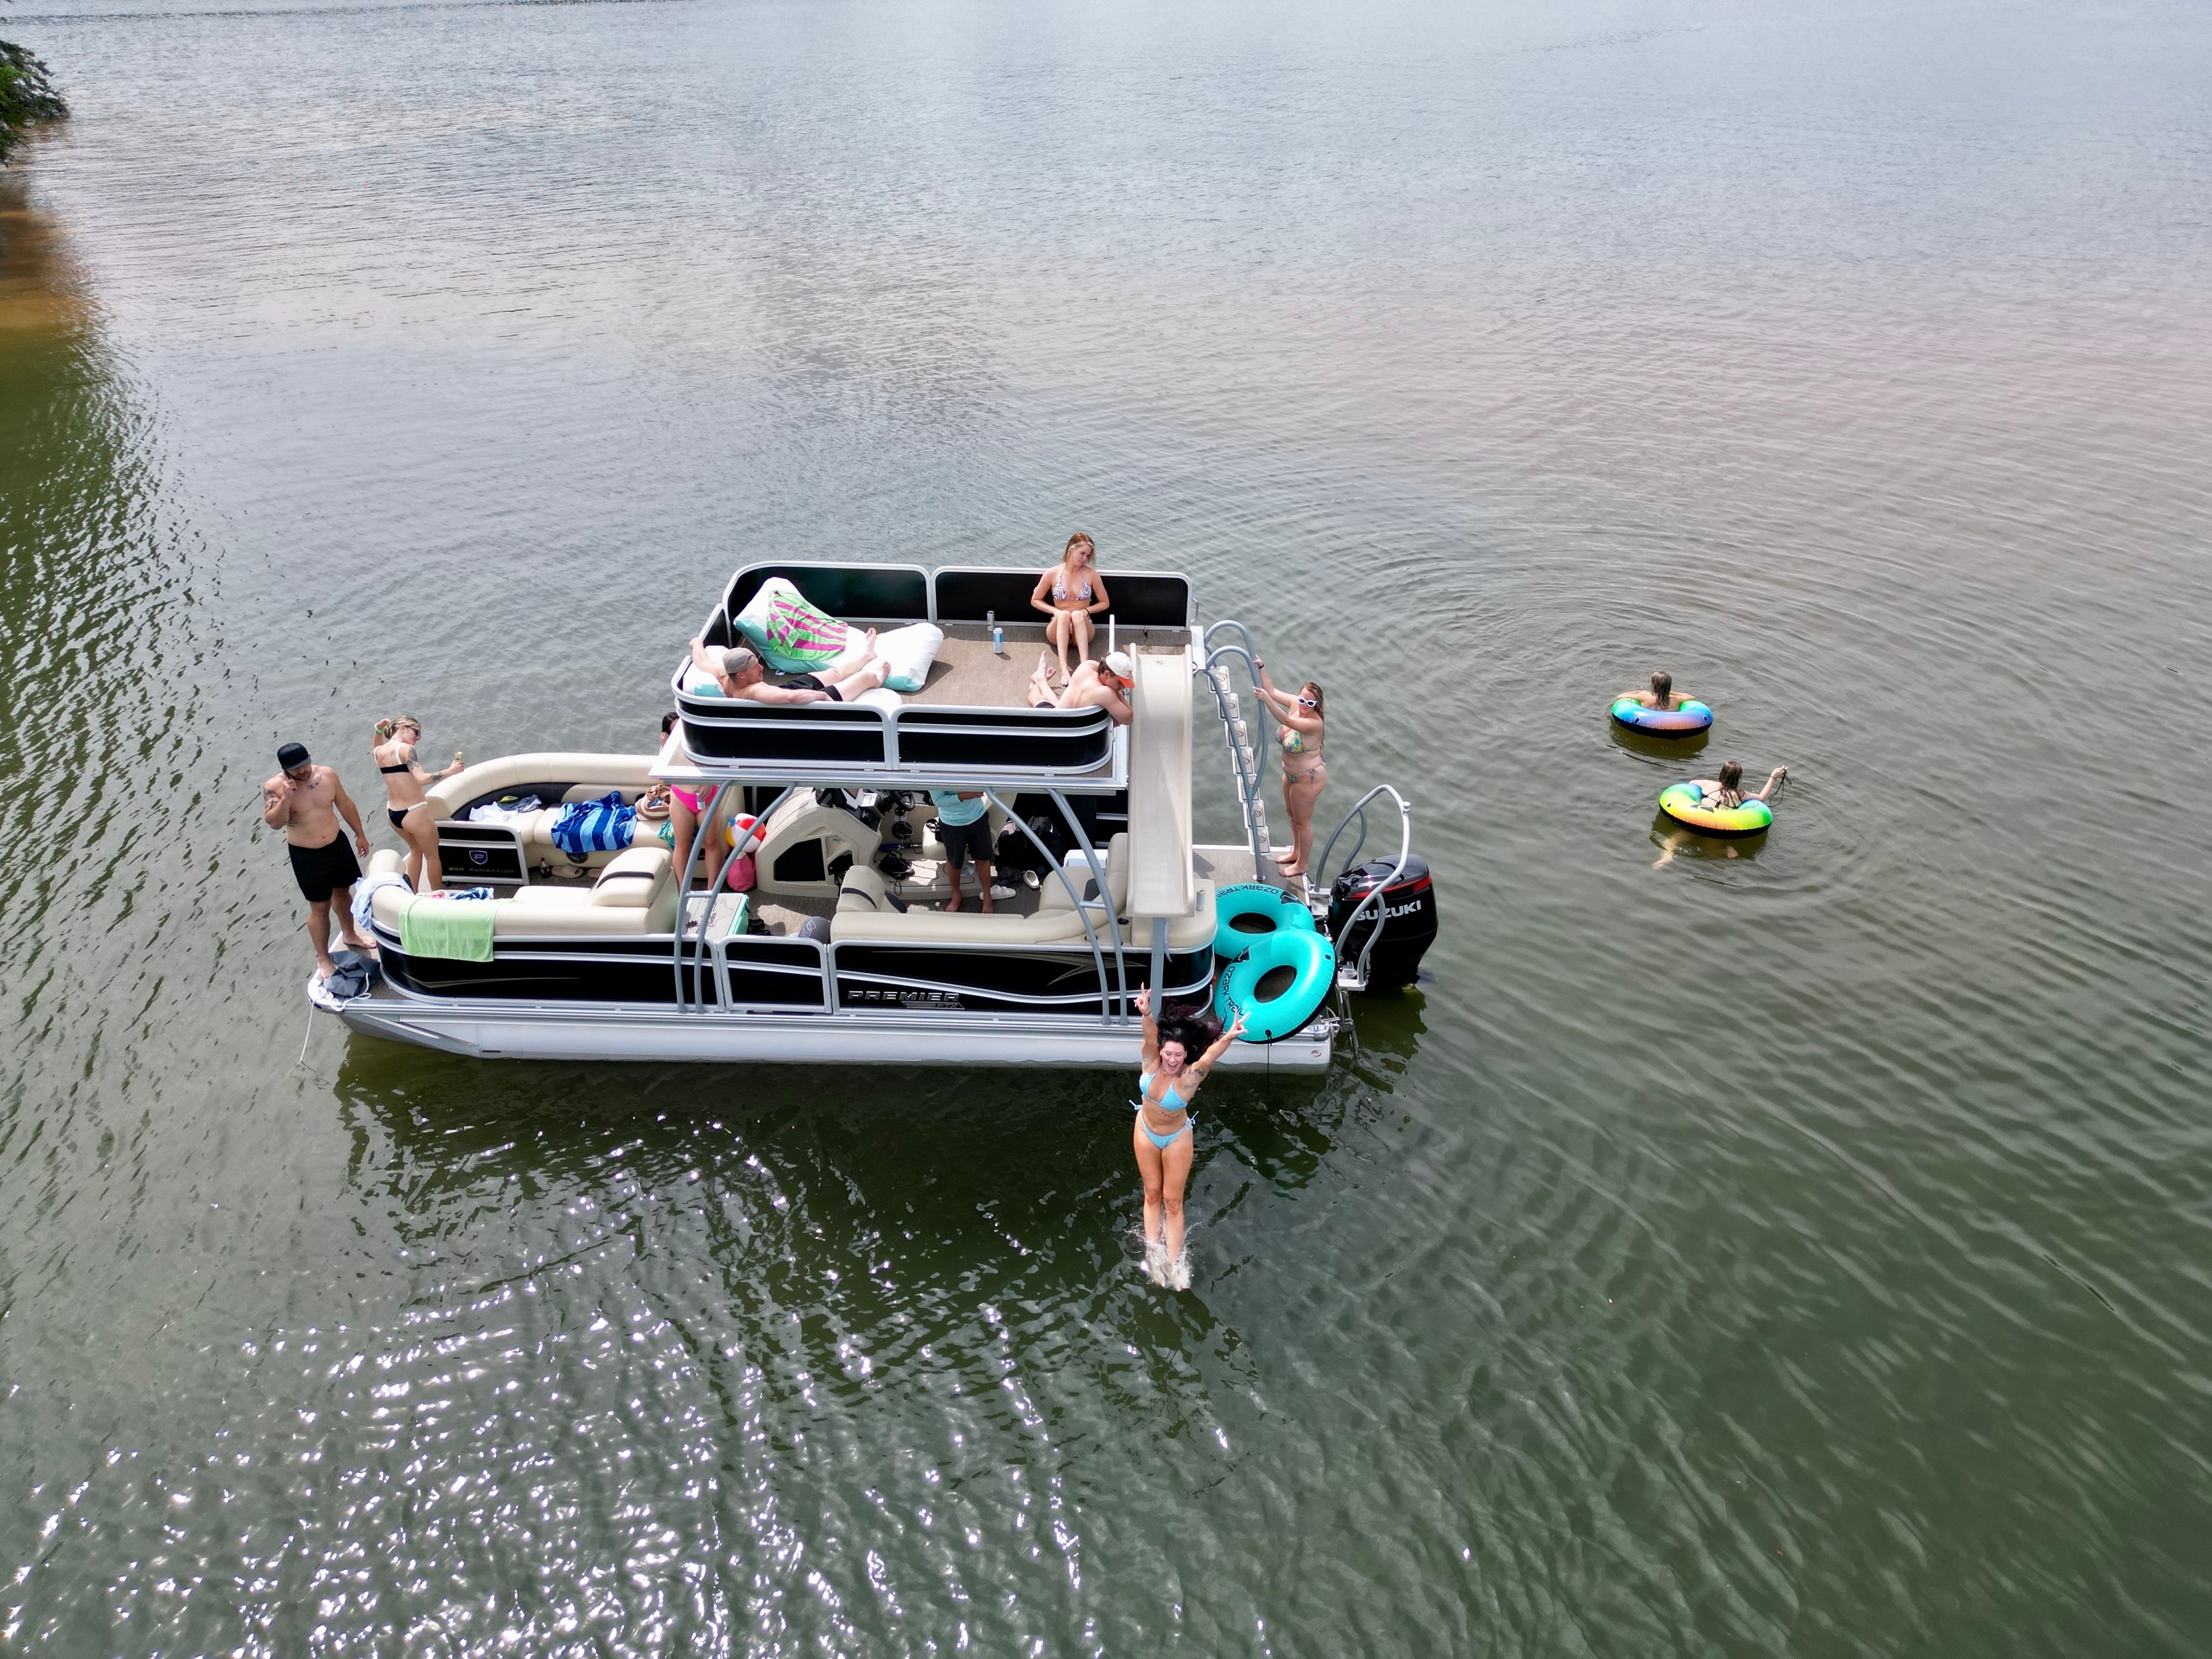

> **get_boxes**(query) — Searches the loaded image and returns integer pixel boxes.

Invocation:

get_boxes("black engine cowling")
[1327,855,1437,990]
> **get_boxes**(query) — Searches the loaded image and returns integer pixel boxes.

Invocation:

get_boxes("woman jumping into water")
[1029,532,1111,685]
[372,715,464,893]
[1253,658,1325,881]
[1130,988,1246,1289]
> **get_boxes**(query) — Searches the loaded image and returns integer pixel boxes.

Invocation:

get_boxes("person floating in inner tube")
[1654,760,1788,868]
[1130,988,1245,1290]
[1252,658,1325,883]
[1620,670,1692,711]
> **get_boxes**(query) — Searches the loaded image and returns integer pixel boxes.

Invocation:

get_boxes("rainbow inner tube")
[1657,781,1772,838]
[1214,929,1337,1041]
[1611,696,1713,736]
[1211,882,1319,962]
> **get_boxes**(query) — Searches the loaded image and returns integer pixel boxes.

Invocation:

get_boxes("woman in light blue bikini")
[1130,988,1246,1288]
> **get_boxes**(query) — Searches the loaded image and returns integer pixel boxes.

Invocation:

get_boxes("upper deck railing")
[663,562,1192,787]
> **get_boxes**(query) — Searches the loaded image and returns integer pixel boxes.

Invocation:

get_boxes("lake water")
[3,0,2209,1649]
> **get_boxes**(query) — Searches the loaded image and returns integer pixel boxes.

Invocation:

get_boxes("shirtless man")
[686,638,891,704]
[262,741,373,982]
[1026,649,1135,726]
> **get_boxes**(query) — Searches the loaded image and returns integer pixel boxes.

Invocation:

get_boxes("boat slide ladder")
[1197,621,1275,878]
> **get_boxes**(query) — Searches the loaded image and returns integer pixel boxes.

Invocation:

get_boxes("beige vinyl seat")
[370,846,681,939]
[832,847,1217,952]
[423,753,666,873]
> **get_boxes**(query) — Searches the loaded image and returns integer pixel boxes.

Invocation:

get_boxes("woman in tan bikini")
[1028,532,1112,684]
[1253,660,1326,881]
[372,715,465,893]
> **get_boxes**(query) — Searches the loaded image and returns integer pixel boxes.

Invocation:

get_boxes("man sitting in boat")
[686,638,891,704]
[1024,647,1135,725]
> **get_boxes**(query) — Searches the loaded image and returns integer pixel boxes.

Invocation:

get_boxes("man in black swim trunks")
[685,638,892,704]
[262,741,374,982]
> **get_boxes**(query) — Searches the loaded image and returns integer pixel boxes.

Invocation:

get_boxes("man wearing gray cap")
[686,636,892,704]
[262,741,374,982]
[1026,648,1135,726]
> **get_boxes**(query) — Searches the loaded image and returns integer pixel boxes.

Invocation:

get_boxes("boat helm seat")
[1037,833,1131,917]
[836,867,900,914]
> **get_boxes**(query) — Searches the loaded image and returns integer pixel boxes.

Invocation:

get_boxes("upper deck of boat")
[663,562,1196,789]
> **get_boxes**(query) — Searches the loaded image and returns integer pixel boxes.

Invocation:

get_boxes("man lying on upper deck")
[687,638,891,704]
[1025,648,1135,725]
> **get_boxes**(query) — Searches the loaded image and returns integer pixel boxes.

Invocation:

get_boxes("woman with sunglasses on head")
[1253,659,1327,882]
[372,715,465,893]
[1029,531,1111,686]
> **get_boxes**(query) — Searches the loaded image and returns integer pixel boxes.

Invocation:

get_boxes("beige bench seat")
[426,753,665,873]
[830,861,1217,951]
[370,847,680,940]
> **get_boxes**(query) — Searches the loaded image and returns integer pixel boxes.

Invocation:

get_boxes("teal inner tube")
[1214,929,1337,1041]
[1211,881,1319,962]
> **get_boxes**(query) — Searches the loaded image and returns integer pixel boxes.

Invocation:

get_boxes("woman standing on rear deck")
[1130,988,1245,1290]
[1253,659,1326,883]
[1030,531,1111,684]
[372,715,464,893]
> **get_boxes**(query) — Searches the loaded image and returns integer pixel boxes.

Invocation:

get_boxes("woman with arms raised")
[1252,658,1326,882]
[1029,531,1110,685]
[1130,988,1245,1290]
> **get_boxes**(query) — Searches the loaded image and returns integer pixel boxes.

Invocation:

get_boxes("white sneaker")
[988,884,1015,900]
[1022,869,1041,891]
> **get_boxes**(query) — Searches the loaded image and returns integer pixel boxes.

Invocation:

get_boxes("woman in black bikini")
[372,715,465,893]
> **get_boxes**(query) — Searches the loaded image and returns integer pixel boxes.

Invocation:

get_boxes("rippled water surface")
[3,0,2210,1650]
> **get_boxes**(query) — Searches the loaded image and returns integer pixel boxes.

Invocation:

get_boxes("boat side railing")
[983,791,1122,1028]
[1048,788,1128,1027]
[1313,784,1413,991]
[673,785,796,1014]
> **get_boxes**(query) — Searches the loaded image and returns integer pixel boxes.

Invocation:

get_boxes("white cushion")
[874,622,944,693]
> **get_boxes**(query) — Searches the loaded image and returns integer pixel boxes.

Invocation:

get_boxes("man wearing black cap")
[262,742,374,982]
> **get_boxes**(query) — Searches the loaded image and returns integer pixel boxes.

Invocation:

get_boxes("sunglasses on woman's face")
[1297,696,1319,708]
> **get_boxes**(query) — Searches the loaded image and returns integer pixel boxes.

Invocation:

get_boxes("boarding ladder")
[1197,620,1285,892]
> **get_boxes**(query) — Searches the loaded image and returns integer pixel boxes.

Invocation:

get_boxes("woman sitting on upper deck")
[686,639,890,704]
[1030,532,1111,686]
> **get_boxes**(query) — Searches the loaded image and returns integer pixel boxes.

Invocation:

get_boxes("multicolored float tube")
[1657,781,1772,837]
[1215,929,1337,1041]
[1211,882,1319,962]
[1611,696,1713,736]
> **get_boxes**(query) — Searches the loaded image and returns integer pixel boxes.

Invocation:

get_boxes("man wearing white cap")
[1026,649,1135,726]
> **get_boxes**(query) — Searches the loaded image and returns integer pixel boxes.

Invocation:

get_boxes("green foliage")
[1,36,69,164]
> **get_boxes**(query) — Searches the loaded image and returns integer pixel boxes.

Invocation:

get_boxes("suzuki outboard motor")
[1327,855,1437,990]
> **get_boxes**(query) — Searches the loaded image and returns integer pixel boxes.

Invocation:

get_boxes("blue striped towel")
[549,792,635,860]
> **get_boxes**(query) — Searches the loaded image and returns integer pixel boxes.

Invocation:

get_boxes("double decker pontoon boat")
[338,563,1437,1067]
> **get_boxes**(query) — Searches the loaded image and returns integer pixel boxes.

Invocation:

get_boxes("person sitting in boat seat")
[687,638,890,704]
[1023,648,1134,725]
